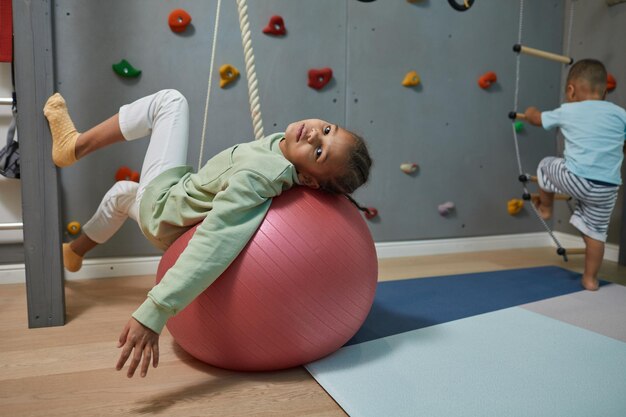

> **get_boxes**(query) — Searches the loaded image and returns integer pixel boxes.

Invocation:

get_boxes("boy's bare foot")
[581,275,599,291]
[531,195,552,220]
[43,93,81,167]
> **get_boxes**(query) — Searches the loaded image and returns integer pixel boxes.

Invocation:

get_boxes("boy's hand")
[524,106,543,127]
[116,317,160,378]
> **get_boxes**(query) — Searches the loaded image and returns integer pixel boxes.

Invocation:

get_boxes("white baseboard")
[0,232,620,285]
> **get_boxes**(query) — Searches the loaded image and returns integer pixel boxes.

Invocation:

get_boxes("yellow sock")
[43,93,81,167]
[63,243,83,272]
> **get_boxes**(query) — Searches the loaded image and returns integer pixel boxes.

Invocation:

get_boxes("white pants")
[82,90,189,243]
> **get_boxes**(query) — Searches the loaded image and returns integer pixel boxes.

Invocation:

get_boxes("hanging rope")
[511,0,578,261]
[198,0,223,168]
[236,0,264,140]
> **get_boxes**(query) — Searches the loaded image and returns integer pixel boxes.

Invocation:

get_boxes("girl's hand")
[116,317,160,378]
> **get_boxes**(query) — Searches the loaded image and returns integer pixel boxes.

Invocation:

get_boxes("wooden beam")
[13,0,66,327]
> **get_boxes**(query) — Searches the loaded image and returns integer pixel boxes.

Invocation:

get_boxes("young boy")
[524,59,626,291]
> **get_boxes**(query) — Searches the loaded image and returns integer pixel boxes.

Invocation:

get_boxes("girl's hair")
[567,59,607,94]
[319,131,372,195]
[318,131,373,215]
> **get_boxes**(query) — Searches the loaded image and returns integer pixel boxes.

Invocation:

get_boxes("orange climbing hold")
[169,9,192,33]
[607,73,617,92]
[402,71,421,87]
[507,199,524,215]
[115,166,140,182]
[478,71,497,89]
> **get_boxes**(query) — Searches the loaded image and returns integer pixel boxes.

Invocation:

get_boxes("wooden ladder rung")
[531,193,570,201]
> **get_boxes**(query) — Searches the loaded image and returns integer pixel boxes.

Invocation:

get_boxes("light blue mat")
[306,307,626,417]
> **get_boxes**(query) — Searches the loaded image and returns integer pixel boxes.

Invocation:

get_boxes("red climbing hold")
[478,71,497,89]
[364,207,378,220]
[308,68,333,90]
[607,73,617,92]
[169,9,192,33]
[262,15,286,36]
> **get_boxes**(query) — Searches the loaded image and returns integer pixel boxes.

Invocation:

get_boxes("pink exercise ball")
[156,187,378,371]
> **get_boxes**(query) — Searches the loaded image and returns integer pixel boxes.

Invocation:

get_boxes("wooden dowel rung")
[513,44,573,65]
[531,193,570,201]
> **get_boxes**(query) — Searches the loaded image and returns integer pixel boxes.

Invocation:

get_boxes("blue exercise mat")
[347,265,604,345]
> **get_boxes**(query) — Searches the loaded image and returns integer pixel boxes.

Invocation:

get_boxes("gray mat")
[521,283,626,343]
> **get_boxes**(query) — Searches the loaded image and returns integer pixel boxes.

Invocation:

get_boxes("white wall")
[0,62,23,243]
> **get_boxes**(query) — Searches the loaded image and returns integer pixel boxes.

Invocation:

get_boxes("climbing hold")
[262,15,286,36]
[67,221,81,235]
[308,68,333,90]
[507,198,524,215]
[402,71,421,87]
[400,163,418,174]
[478,71,497,89]
[169,9,192,33]
[112,59,141,78]
[448,0,474,11]
[219,64,240,88]
[438,201,455,216]
[607,73,617,92]
[514,121,524,132]
[364,207,378,220]
[115,166,140,182]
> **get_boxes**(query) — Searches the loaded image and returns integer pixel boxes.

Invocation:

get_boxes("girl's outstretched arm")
[116,317,160,378]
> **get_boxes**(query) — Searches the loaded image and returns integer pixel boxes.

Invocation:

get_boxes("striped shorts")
[537,157,619,242]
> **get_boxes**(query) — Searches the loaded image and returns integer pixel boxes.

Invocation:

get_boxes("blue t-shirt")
[542,100,626,185]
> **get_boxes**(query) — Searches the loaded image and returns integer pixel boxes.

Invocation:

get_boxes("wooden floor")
[2,247,626,417]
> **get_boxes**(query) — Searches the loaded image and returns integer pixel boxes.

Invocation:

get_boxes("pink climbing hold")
[308,68,333,90]
[263,15,287,36]
[438,201,455,216]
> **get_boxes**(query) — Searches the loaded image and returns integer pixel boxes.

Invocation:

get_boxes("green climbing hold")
[112,59,142,78]
[514,121,524,133]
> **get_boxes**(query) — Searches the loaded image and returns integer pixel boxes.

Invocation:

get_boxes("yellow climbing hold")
[219,64,240,88]
[402,71,421,87]
[507,199,524,215]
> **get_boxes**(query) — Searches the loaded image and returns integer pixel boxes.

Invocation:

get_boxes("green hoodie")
[133,133,298,333]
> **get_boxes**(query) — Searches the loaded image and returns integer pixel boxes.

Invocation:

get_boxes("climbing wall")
[346,0,564,242]
[50,0,564,258]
